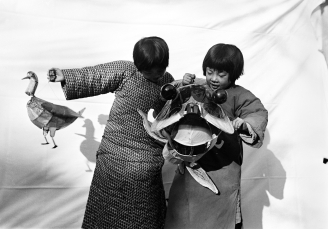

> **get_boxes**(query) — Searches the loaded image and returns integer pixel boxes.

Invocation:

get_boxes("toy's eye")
[161,84,178,100]
[212,89,227,104]
[185,103,200,115]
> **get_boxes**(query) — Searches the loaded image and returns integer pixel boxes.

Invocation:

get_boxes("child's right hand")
[47,68,65,82]
[232,117,246,131]
[182,73,196,85]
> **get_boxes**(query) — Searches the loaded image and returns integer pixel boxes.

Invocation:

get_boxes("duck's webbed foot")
[42,136,49,145]
[51,138,57,148]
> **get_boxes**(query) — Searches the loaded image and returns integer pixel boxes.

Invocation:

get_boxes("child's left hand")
[182,73,196,85]
[232,117,245,130]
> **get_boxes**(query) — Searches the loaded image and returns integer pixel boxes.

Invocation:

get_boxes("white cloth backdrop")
[1,0,328,228]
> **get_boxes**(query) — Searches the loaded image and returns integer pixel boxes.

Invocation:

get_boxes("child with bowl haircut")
[48,36,174,229]
[165,43,268,229]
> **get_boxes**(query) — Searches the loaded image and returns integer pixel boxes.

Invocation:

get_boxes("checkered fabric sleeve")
[61,60,136,100]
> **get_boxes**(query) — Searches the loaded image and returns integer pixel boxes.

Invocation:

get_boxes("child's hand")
[47,68,65,82]
[182,73,196,85]
[232,117,245,130]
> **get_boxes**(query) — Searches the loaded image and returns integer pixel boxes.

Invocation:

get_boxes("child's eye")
[206,68,214,73]
[218,71,228,77]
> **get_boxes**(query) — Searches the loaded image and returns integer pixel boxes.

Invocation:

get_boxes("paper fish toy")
[22,71,85,148]
[138,83,234,194]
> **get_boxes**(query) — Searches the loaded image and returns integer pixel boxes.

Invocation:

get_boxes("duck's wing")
[41,101,83,118]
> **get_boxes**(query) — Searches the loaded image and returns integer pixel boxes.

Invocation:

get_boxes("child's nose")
[212,73,220,81]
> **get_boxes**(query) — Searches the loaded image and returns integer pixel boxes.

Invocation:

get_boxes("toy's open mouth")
[171,114,212,144]
[165,113,213,156]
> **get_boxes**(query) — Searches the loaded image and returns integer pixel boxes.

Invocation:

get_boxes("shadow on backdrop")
[76,119,99,171]
[75,114,109,171]
[242,131,286,229]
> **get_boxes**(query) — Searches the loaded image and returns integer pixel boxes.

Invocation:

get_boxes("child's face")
[205,67,231,90]
[141,67,166,83]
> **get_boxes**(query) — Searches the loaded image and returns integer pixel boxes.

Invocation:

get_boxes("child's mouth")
[210,83,220,90]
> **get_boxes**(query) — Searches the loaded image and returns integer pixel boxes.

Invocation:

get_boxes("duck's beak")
[22,76,30,80]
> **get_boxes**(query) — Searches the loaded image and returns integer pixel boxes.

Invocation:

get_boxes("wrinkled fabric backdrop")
[1,0,328,228]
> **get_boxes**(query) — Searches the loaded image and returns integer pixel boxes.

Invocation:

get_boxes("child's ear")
[228,78,232,85]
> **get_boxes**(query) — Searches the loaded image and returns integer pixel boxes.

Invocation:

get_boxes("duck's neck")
[25,78,38,96]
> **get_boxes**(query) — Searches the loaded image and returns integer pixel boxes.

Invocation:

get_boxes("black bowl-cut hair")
[202,43,244,84]
[133,36,169,72]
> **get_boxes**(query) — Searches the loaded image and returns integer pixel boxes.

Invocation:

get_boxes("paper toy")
[138,83,234,193]
[22,71,85,148]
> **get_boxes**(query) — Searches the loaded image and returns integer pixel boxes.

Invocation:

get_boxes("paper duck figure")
[22,71,85,148]
[138,83,234,194]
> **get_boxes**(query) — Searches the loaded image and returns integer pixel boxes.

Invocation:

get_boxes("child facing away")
[164,43,268,229]
[47,36,175,229]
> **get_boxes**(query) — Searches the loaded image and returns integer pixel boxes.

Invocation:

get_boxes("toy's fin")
[137,109,167,143]
[186,164,220,194]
